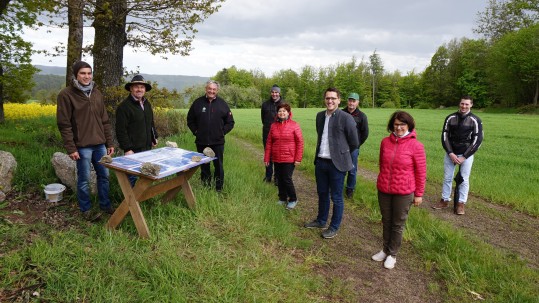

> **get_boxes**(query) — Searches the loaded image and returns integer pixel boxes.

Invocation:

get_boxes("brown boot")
[432,199,449,209]
[456,202,465,215]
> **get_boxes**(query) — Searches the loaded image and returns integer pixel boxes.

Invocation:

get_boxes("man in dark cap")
[343,92,369,199]
[115,75,158,187]
[260,84,283,184]
[57,60,115,220]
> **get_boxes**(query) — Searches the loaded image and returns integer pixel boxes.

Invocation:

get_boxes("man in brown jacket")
[57,61,115,220]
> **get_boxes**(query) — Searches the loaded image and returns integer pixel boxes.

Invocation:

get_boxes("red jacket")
[264,116,304,164]
[376,130,426,196]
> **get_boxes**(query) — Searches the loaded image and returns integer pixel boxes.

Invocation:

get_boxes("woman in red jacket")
[372,111,426,269]
[264,103,304,210]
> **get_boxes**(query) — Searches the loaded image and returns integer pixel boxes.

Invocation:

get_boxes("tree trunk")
[534,79,538,106]
[92,0,127,106]
[65,0,84,87]
[0,63,4,123]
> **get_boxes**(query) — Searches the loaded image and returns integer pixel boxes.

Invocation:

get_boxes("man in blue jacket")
[304,88,359,239]
[187,80,235,192]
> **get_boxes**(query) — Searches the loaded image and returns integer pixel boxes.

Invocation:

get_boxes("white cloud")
[25,0,487,77]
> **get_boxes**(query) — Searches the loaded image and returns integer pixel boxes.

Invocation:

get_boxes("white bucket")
[44,183,66,202]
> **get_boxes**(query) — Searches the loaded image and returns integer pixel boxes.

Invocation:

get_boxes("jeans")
[378,191,413,256]
[76,144,111,212]
[345,148,359,190]
[315,158,346,230]
[274,162,296,201]
[197,144,225,191]
[442,154,474,203]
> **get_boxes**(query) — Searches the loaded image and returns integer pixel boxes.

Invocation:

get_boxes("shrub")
[154,109,188,137]
[516,104,539,114]
[380,101,396,108]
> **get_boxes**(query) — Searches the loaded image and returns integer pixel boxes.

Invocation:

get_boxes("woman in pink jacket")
[372,111,426,269]
[264,103,304,210]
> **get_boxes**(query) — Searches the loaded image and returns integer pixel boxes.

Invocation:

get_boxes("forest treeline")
[2,0,538,114]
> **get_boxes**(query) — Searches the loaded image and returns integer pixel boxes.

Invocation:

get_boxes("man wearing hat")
[57,61,115,220]
[343,92,369,198]
[115,75,158,186]
[260,84,284,184]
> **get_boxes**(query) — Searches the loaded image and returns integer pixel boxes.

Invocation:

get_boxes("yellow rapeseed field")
[4,103,57,120]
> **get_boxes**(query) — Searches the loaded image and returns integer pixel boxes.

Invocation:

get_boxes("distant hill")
[34,65,209,91]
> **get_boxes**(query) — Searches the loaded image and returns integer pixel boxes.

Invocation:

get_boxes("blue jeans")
[315,158,346,230]
[345,148,359,190]
[76,144,111,212]
[442,154,474,203]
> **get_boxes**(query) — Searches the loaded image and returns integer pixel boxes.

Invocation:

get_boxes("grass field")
[1,108,539,302]
[230,108,539,215]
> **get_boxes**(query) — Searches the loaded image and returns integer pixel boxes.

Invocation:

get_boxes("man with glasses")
[187,80,235,192]
[304,88,358,239]
[433,95,483,215]
[343,92,369,199]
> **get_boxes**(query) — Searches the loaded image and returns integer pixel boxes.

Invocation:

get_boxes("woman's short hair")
[387,111,415,132]
[277,103,291,113]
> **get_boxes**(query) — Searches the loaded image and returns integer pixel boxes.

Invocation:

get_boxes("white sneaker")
[384,255,397,269]
[371,250,387,262]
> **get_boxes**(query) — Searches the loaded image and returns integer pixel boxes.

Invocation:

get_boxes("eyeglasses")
[325,97,338,101]
[393,123,407,128]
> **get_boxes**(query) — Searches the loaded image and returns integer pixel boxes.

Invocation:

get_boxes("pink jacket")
[376,130,426,196]
[264,116,304,164]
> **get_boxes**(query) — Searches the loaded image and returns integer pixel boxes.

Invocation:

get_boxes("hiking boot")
[286,201,297,210]
[345,188,354,199]
[82,210,102,222]
[371,250,387,262]
[432,199,449,209]
[304,220,325,229]
[321,227,338,239]
[456,202,465,215]
[101,207,115,215]
[384,255,397,269]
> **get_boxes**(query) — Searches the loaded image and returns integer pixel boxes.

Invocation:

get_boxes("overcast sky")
[25,0,488,77]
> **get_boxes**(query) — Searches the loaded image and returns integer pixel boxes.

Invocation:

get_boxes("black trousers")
[274,162,297,202]
[196,144,225,191]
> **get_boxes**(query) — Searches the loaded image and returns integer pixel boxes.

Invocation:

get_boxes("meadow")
[1,106,538,302]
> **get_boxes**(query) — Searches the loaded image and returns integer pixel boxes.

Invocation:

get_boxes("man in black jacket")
[433,95,483,215]
[260,84,283,184]
[115,75,158,186]
[187,80,235,192]
[343,92,369,198]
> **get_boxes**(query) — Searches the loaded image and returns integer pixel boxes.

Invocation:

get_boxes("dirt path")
[232,136,539,302]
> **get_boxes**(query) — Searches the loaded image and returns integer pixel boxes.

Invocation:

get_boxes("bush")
[380,101,396,108]
[516,104,539,114]
[415,102,434,109]
[154,109,188,137]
